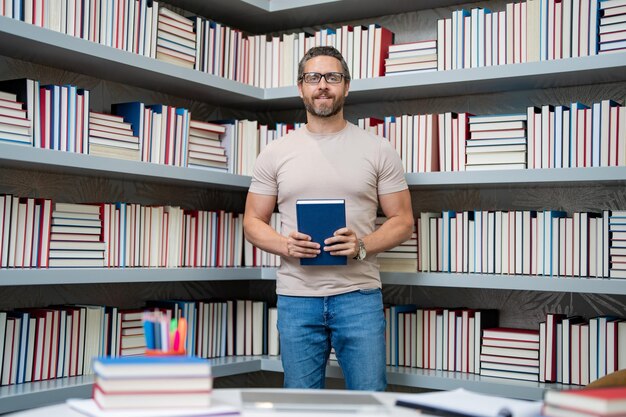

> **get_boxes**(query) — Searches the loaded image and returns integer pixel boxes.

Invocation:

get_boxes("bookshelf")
[1,0,625,413]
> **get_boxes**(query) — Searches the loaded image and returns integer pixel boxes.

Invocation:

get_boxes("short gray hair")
[297,46,351,84]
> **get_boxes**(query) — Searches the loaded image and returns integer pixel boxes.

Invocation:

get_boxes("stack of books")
[92,356,212,409]
[117,309,147,357]
[49,203,105,268]
[479,327,540,382]
[542,386,626,417]
[88,112,141,161]
[385,40,438,75]
[0,90,31,145]
[376,217,418,272]
[609,210,626,278]
[599,0,626,54]
[466,114,527,170]
[187,120,228,170]
[156,8,197,69]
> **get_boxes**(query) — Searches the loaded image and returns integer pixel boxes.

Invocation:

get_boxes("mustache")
[314,92,333,99]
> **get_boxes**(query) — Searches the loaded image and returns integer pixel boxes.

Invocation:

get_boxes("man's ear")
[344,82,350,97]
[297,83,304,98]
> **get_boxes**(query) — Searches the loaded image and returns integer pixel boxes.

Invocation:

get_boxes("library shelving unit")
[1,0,626,414]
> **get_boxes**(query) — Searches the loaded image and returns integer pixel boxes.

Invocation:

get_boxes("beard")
[302,91,345,117]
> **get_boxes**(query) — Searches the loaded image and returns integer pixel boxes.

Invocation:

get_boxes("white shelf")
[381,272,626,295]
[0,16,264,108]
[3,143,625,193]
[4,267,624,295]
[166,0,471,33]
[0,355,558,413]
[0,143,251,190]
[0,375,93,414]
[3,17,626,109]
[406,166,626,188]
[0,267,267,286]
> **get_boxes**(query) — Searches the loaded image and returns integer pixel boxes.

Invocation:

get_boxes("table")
[2,388,420,416]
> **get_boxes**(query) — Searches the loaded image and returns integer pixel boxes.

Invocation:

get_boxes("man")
[243,46,414,391]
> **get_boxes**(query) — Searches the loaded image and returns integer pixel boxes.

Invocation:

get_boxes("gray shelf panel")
[0,358,264,414]
[0,143,251,190]
[0,267,265,286]
[167,0,470,33]
[0,17,264,107]
[406,166,626,188]
[259,357,551,401]
[385,366,560,401]
[208,356,263,377]
[382,272,626,295]
[264,52,626,106]
[0,375,93,414]
[247,269,626,295]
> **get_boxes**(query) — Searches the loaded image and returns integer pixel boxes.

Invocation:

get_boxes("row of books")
[0,79,230,169]
[359,99,626,173]
[540,313,626,385]
[0,298,279,386]
[0,198,281,269]
[436,0,612,71]
[387,306,626,386]
[418,210,624,279]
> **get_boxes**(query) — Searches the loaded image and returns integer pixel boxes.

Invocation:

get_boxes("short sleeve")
[249,146,278,196]
[377,139,408,195]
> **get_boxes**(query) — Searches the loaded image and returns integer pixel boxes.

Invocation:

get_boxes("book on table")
[543,386,626,417]
[93,355,211,378]
[296,199,347,266]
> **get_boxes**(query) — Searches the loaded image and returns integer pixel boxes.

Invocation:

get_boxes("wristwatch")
[353,238,367,261]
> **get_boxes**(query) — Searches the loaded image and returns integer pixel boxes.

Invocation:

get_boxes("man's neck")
[305,113,347,134]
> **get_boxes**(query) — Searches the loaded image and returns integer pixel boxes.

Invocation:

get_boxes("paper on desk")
[67,399,240,417]
[395,388,542,417]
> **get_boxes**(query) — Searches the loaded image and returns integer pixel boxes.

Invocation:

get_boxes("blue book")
[93,356,211,378]
[389,304,417,366]
[296,199,347,266]
[112,102,145,140]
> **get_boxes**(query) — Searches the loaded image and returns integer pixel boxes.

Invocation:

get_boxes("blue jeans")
[276,288,386,391]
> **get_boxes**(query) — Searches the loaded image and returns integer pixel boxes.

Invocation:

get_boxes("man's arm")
[243,192,320,259]
[365,189,414,255]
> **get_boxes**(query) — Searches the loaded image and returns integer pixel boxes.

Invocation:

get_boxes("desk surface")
[3,388,419,417]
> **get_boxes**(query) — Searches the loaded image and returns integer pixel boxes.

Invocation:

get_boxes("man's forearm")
[361,215,414,256]
[243,217,288,257]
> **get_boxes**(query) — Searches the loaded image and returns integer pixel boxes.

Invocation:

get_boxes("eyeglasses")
[299,72,346,84]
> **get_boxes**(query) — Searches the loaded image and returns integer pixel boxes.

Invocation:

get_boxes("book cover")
[296,199,347,266]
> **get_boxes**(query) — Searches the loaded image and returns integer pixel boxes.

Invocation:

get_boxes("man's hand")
[285,231,321,258]
[323,227,359,258]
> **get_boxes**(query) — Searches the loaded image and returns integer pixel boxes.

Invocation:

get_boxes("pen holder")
[145,349,187,356]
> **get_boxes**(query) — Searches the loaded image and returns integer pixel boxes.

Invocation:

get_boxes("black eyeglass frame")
[299,72,347,84]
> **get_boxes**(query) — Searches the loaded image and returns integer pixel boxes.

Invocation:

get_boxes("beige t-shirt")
[249,122,408,296]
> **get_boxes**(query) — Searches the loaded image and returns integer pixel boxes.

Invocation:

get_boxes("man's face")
[298,56,350,118]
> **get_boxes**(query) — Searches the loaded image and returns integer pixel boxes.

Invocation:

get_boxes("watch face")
[358,241,366,260]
